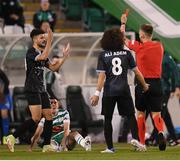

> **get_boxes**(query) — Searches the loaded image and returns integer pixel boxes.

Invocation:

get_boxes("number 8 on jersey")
[112,57,122,75]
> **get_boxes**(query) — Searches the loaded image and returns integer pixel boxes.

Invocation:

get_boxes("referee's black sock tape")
[43,120,53,145]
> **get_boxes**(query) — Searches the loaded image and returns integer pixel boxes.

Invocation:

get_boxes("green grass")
[0,143,180,160]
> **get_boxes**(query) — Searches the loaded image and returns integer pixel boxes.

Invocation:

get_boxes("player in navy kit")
[91,28,149,153]
[6,28,70,152]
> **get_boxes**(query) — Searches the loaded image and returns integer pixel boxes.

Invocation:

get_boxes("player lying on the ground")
[29,99,91,152]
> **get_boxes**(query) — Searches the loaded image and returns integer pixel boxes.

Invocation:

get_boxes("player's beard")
[38,41,47,49]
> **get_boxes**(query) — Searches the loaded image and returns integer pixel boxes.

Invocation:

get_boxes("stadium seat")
[8,86,32,143]
[11,87,30,125]
[66,85,104,136]
[105,13,121,29]
[82,8,105,32]
[60,0,83,20]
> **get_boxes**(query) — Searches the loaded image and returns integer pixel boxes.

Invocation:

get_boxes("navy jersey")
[25,47,49,93]
[97,49,136,96]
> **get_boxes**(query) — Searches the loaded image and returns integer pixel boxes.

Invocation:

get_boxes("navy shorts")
[101,95,135,117]
[26,92,51,109]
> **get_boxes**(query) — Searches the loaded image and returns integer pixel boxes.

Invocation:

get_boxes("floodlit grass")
[0,143,180,160]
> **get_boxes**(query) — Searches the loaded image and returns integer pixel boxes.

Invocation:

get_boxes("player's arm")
[61,120,70,151]
[35,28,53,61]
[47,43,70,72]
[167,55,180,97]
[133,67,149,92]
[90,72,106,106]
[29,119,45,151]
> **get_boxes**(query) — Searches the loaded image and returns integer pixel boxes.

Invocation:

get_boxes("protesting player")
[6,28,70,152]
[120,13,166,151]
[91,28,149,153]
[29,99,91,152]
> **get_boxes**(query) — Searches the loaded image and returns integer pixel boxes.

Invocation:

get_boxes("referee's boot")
[158,132,166,151]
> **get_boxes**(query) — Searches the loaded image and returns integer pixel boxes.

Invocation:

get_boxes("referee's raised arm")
[120,14,130,47]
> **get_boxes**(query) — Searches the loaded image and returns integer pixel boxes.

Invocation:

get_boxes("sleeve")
[128,51,136,70]
[45,58,50,68]
[26,50,39,61]
[127,40,140,53]
[96,53,106,73]
[63,110,70,123]
[38,118,45,127]
[168,55,179,91]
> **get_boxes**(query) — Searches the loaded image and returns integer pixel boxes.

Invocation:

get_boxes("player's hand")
[60,143,68,151]
[10,14,19,20]
[51,57,60,65]
[120,24,125,33]
[63,43,70,57]
[47,27,53,41]
[90,95,99,106]
[175,87,180,98]
[170,92,175,98]
[121,14,127,24]
[143,83,150,92]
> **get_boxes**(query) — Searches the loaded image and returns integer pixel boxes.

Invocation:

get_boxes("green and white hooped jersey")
[38,108,70,134]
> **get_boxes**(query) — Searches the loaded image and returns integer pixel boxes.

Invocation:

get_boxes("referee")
[120,14,166,151]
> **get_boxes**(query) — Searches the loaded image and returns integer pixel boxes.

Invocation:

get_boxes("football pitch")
[0,143,180,160]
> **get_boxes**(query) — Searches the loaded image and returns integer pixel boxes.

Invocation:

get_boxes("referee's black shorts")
[26,92,51,109]
[135,78,163,112]
[101,95,135,117]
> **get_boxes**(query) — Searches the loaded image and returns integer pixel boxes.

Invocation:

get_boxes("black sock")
[43,120,52,145]
[13,118,36,138]
[79,121,88,138]
[128,115,139,141]
[104,116,113,149]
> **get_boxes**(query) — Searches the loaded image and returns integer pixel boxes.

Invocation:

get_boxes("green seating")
[105,13,120,29]
[60,0,83,20]
[83,8,105,32]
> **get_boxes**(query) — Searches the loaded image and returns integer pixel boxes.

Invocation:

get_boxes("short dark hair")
[140,24,153,37]
[101,28,124,51]
[30,29,45,39]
